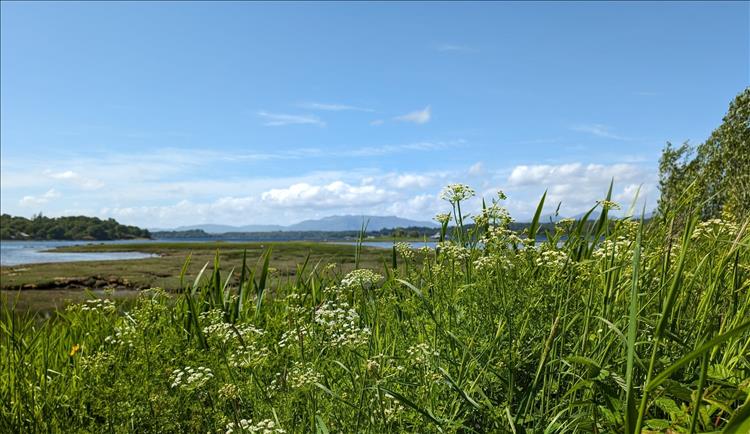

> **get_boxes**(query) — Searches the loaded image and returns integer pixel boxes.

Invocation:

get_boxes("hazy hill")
[160,215,438,234]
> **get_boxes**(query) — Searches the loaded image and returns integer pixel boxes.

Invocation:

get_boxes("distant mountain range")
[154,215,439,234]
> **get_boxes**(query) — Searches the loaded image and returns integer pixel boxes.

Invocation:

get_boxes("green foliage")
[2,186,748,433]
[0,214,150,240]
[658,87,750,221]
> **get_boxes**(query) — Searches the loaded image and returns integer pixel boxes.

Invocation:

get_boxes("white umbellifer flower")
[440,184,476,203]
[314,300,371,348]
[225,418,286,434]
[228,343,270,368]
[199,308,224,325]
[691,218,740,240]
[218,383,240,400]
[406,342,440,365]
[535,248,569,270]
[202,322,265,346]
[597,199,622,210]
[365,359,380,376]
[438,242,470,262]
[593,236,633,260]
[434,212,452,225]
[170,366,213,391]
[72,298,117,314]
[104,321,136,348]
[278,327,310,349]
[340,269,383,290]
[480,201,512,226]
[395,242,415,260]
[287,362,323,389]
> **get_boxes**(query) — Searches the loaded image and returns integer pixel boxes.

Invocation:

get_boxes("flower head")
[440,184,475,204]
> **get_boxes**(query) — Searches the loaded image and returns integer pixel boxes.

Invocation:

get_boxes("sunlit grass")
[1,185,748,433]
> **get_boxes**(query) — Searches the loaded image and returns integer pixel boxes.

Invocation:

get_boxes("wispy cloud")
[46,170,104,189]
[342,140,463,157]
[570,124,629,140]
[369,119,384,126]
[19,189,60,207]
[394,106,431,124]
[435,44,477,53]
[257,111,325,127]
[297,102,374,112]
[468,162,484,176]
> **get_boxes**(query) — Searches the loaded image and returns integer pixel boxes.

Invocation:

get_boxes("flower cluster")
[340,269,383,290]
[535,248,569,270]
[314,300,371,348]
[475,200,512,228]
[278,327,310,349]
[598,200,622,210]
[473,255,513,274]
[218,383,240,400]
[381,393,406,422]
[104,322,136,348]
[287,362,322,389]
[691,218,740,240]
[203,322,265,346]
[593,236,633,260]
[406,342,440,365]
[199,308,224,324]
[68,298,116,314]
[434,213,452,225]
[440,183,476,203]
[284,293,311,317]
[481,225,522,251]
[395,242,415,260]
[228,343,270,368]
[85,298,116,313]
[438,242,470,262]
[170,366,213,391]
[555,218,577,232]
[225,419,285,434]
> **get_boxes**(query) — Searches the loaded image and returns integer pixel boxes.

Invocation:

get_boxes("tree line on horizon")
[0,214,151,241]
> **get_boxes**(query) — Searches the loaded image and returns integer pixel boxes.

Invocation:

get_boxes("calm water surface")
[0,240,158,266]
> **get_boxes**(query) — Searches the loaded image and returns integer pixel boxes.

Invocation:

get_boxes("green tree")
[658,88,750,221]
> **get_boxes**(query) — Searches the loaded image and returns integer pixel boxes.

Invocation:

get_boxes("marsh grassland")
[1,242,387,313]
[1,186,749,433]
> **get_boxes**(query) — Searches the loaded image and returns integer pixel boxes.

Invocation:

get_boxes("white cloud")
[394,106,431,124]
[47,170,104,189]
[570,124,629,140]
[343,140,461,157]
[261,181,392,208]
[370,119,384,126]
[19,189,60,207]
[386,174,434,189]
[504,162,655,217]
[468,162,484,176]
[508,163,640,187]
[257,111,325,127]
[297,102,374,112]
[385,193,444,220]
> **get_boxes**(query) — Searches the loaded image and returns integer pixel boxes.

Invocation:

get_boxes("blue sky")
[1,2,748,227]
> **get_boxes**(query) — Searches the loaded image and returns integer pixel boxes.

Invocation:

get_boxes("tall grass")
[1,184,748,433]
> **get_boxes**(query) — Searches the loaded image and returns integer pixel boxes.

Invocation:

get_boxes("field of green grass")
[1,186,749,433]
